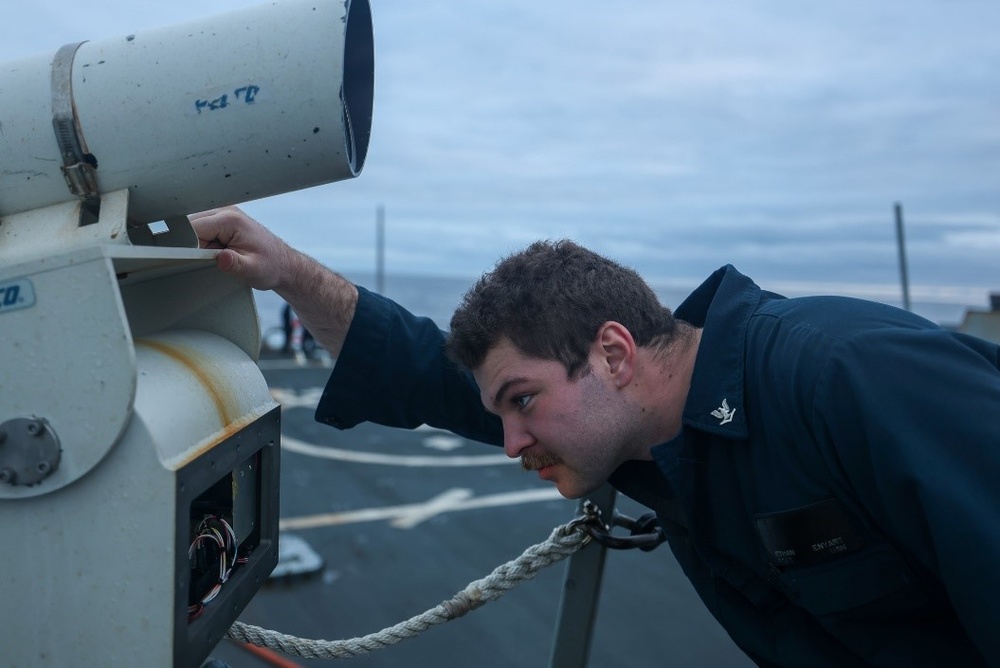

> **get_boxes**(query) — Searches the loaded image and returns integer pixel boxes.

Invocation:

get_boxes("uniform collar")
[673,265,767,440]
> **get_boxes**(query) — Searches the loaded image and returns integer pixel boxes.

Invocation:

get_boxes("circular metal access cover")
[0,417,61,486]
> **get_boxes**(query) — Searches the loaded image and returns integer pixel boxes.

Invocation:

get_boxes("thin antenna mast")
[894,202,911,311]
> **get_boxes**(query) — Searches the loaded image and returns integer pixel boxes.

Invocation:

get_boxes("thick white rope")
[226,520,590,659]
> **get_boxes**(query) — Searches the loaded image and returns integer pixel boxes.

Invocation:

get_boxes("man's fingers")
[187,209,223,222]
[187,206,281,289]
[189,209,238,247]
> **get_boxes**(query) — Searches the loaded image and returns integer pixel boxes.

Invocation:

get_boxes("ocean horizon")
[252,271,988,349]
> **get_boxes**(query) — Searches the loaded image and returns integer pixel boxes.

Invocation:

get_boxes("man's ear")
[595,321,636,388]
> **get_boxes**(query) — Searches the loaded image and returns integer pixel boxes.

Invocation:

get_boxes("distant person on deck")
[282,302,294,354]
[191,206,1000,668]
[282,301,317,359]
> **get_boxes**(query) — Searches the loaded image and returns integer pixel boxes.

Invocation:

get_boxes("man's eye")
[514,394,532,410]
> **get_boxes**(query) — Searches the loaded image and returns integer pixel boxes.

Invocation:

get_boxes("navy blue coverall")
[316,265,1000,666]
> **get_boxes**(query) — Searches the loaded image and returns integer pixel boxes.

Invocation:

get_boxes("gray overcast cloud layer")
[3,0,999,317]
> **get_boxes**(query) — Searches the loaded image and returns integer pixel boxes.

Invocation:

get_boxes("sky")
[3,0,999,322]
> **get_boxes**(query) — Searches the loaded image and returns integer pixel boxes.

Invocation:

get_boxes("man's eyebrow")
[492,377,526,410]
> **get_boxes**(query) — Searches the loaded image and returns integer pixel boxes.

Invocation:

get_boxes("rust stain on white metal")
[138,337,235,425]
[135,336,274,470]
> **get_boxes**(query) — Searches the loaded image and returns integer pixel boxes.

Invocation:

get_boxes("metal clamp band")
[50,41,99,201]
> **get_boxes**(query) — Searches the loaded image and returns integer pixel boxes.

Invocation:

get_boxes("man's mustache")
[521,451,561,472]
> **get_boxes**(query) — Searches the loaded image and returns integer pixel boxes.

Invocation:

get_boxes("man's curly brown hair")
[446,240,680,377]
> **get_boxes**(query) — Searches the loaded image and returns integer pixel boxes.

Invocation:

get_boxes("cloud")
[2,0,999,320]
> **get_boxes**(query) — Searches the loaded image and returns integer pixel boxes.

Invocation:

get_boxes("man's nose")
[502,419,534,459]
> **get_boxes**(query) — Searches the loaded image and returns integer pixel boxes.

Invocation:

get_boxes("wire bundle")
[188,515,239,621]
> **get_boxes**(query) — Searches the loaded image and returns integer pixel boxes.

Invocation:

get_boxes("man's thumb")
[216,248,241,274]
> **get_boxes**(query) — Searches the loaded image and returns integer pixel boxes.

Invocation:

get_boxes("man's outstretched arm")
[189,206,503,444]
[189,206,357,358]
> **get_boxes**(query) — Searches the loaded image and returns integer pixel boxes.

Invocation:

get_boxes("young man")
[191,207,1000,667]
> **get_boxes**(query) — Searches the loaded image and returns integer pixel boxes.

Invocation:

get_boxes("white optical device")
[0,0,373,665]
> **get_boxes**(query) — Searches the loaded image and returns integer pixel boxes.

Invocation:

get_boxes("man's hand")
[189,206,359,358]
[189,207,295,291]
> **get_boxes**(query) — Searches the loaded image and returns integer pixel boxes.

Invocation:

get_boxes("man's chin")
[530,464,604,499]
[549,477,599,500]
[556,488,585,500]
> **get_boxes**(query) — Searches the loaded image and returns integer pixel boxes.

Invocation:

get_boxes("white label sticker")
[0,278,36,315]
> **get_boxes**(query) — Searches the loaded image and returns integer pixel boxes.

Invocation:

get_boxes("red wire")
[234,640,305,668]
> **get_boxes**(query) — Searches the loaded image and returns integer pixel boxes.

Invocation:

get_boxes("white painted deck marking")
[272,387,496,462]
[282,435,512,467]
[422,434,465,451]
[258,358,333,371]
[280,487,566,531]
[267,387,560,530]
[269,387,326,410]
[391,488,473,529]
